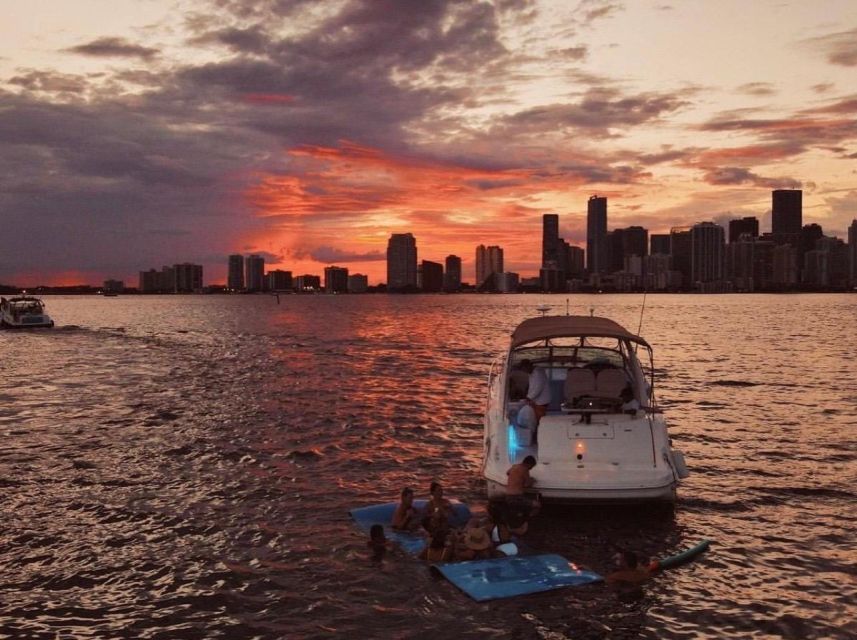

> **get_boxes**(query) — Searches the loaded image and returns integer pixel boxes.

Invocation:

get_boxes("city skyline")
[2,1,857,286]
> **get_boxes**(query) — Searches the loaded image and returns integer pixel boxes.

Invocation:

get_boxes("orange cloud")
[243,142,587,282]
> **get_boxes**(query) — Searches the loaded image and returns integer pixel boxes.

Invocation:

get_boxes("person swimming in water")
[367,524,390,564]
[605,550,650,585]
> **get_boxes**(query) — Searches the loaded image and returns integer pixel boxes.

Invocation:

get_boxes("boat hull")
[486,478,677,504]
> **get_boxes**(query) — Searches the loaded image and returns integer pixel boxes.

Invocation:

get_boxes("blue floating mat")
[431,554,603,602]
[349,500,472,555]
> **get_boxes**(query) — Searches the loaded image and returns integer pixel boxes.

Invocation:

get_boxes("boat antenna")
[566,297,569,316]
[636,290,648,336]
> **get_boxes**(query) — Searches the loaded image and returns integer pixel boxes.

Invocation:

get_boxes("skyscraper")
[728,217,759,243]
[772,189,802,237]
[324,265,349,293]
[227,254,245,290]
[475,245,503,287]
[245,254,265,291]
[690,222,725,286]
[386,233,417,291]
[650,234,670,255]
[586,195,608,274]
[542,213,560,269]
[444,255,462,292]
[174,263,203,292]
[266,270,292,291]
[670,227,692,288]
[419,260,443,292]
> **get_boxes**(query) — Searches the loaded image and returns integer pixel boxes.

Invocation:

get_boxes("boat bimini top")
[510,315,650,350]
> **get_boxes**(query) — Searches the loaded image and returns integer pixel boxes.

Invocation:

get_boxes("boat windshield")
[507,335,655,408]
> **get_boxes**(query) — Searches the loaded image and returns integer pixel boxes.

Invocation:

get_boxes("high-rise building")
[475,245,503,287]
[726,234,773,292]
[348,273,368,293]
[295,274,321,291]
[542,214,560,269]
[772,189,802,237]
[728,217,759,243]
[771,244,799,287]
[849,220,857,286]
[444,255,462,292]
[139,269,160,293]
[419,260,444,292]
[324,266,349,293]
[690,222,725,286]
[103,279,124,294]
[386,233,418,291]
[669,227,692,288]
[566,245,585,277]
[650,234,671,255]
[245,254,265,291]
[227,254,245,290]
[174,263,203,292]
[586,196,608,274]
[266,270,293,291]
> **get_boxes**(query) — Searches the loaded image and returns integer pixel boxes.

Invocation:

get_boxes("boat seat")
[593,368,627,399]
[564,368,596,405]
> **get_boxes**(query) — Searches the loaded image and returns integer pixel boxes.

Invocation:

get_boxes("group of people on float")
[368,457,541,565]
[368,455,651,585]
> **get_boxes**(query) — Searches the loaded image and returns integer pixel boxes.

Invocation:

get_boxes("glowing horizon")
[1,0,856,287]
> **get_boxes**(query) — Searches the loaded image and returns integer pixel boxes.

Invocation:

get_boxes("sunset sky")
[2,0,856,286]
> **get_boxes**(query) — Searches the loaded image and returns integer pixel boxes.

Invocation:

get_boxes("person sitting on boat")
[605,550,650,585]
[505,456,541,518]
[418,530,453,564]
[425,481,452,520]
[391,487,420,531]
[518,360,551,425]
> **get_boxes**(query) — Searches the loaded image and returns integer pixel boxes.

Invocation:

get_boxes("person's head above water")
[369,524,385,542]
[615,550,639,569]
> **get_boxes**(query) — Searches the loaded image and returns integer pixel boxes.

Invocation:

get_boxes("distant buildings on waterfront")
[138,263,203,293]
[377,188,856,293]
[105,188,857,295]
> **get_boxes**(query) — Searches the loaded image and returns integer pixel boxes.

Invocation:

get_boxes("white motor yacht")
[0,295,55,328]
[482,315,688,503]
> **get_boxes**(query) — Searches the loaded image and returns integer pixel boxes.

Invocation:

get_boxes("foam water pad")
[349,500,472,555]
[431,554,603,602]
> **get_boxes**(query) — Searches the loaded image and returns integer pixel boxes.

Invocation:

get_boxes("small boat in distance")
[0,294,55,328]
[482,314,688,503]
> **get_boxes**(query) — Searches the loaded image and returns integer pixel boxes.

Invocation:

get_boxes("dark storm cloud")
[699,97,857,150]
[496,87,690,138]
[292,246,385,263]
[8,70,89,93]
[1,0,531,281]
[64,37,160,60]
[188,25,272,54]
[803,27,857,67]
[702,166,801,190]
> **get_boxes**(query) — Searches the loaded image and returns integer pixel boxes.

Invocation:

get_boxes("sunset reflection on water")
[1,294,855,639]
